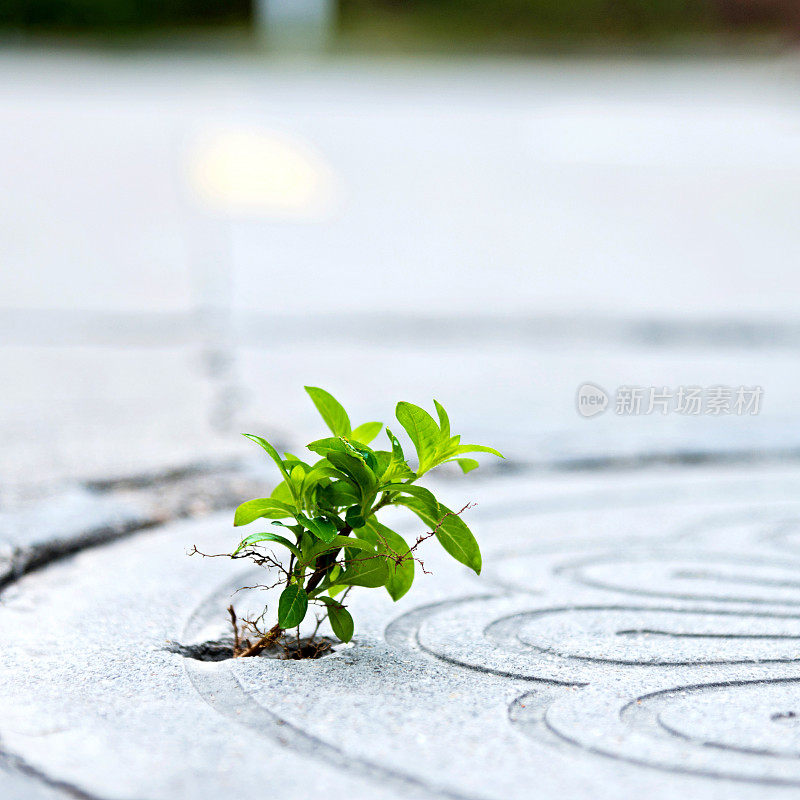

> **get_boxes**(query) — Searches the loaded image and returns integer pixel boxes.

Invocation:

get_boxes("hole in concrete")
[280,637,334,660]
[166,640,235,662]
[167,636,335,662]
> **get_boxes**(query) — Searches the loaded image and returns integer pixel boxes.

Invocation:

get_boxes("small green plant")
[221,387,502,658]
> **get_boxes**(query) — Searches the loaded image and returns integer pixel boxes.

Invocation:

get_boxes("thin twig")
[310,613,324,642]
[227,605,241,656]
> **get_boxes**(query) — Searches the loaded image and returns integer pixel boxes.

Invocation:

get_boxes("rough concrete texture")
[4,465,800,799]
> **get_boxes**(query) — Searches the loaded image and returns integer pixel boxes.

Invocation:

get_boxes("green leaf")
[299,530,317,563]
[398,497,481,575]
[433,399,450,439]
[329,605,354,642]
[338,553,390,588]
[306,437,349,458]
[367,520,414,601]
[345,440,378,472]
[304,462,346,482]
[271,521,304,536]
[395,402,441,474]
[305,535,375,563]
[296,514,338,544]
[306,437,378,471]
[352,521,378,546]
[325,451,377,505]
[320,481,360,509]
[232,532,302,560]
[300,463,346,508]
[233,498,295,526]
[305,387,351,436]
[455,444,505,458]
[345,505,366,529]
[350,421,382,445]
[381,483,439,512]
[321,597,354,642]
[290,464,306,497]
[373,451,391,476]
[456,458,480,473]
[242,433,291,481]
[278,584,308,628]
[386,427,406,462]
[381,428,417,482]
[242,433,301,506]
[312,516,339,542]
[283,453,312,471]
[270,481,295,505]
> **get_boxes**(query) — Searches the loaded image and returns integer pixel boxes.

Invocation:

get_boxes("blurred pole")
[185,126,336,436]
[188,217,243,435]
[254,0,335,51]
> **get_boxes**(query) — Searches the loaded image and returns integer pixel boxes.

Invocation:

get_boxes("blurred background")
[1,0,799,505]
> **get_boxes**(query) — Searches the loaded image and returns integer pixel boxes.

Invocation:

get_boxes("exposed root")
[167,633,333,662]
[234,623,283,658]
[228,605,241,654]
[278,636,332,660]
[200,503,475,659]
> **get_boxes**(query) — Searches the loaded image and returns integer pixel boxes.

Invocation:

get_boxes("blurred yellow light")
[188,128,336,219]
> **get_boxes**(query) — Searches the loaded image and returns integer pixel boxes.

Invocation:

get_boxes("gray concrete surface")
[3,50,800,800]
[4,466,800,799]
[2,53,800,493]
[5,333,800,495]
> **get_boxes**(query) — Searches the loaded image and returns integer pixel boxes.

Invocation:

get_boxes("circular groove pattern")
[7,473,800,798]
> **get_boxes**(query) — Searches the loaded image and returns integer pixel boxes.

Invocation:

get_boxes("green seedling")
[219,387,502,658]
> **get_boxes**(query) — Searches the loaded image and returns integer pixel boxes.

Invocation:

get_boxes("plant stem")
[304,524,352,592]
[305,492,396,594]
[310,613,323,641]
[235,623,283,658]
[368,492,395,517]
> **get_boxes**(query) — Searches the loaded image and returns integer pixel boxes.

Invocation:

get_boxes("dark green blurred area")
[0,0,250,27]
[0,0,796,42]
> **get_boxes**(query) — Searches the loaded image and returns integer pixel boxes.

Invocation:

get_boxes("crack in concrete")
[81,459,245,492]
[5,309,800,351]
[0,458,268,593]
[5,446,800,595]
[0,743,108,800]
[0,517,160,592]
